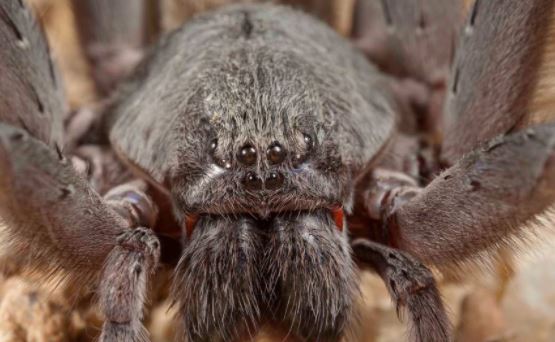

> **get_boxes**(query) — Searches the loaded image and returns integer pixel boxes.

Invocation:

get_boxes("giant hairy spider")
[0,0,554,341]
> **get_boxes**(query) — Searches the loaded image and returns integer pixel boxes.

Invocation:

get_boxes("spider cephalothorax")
[1,1,555,341]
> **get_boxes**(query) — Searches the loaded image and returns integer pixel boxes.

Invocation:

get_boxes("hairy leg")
[353,0,555,165]
[442,0,555,163]
[0,124,161,341]
[69,0,156,95]
[352,239,451,342]
[96,176,161,341]
[361,123,555,267]
[0,0,66,146]
[352,0,463,85]
[99,227,160,342]
[0,2,161,339]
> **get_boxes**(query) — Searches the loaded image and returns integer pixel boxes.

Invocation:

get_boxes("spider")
[0,0,554,341]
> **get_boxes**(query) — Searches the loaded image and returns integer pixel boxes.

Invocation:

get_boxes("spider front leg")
[103,180,159,229]
[352,239,451,342]
[0,125,161,342]
[99,227,160,341]
[361,123,555,267]
[0,1,160,339]
[93,179,161,341]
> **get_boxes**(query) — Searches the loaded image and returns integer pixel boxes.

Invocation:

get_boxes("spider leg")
[0,0,66,146]
[352,0,463,86]
[442,0,555,163]
[352,0,463,138]
[1,4,162,339]
[99,227,160,342]
[362,123,555,267]
[71,144,134,194]
[0,124,161,341]
[104,180,159,228]
[69,0,159,95]
[352,239,451,342]
[353,0,554,159]
[90,177,161,341]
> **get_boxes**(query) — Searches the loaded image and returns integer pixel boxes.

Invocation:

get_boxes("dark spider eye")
[243,171,262,190]
[292,133,313,167]
[238,144,257,165]
[292,153,305,168]
[209,139,218,152]
[217,158,232,169]
[265,171,284,190]
[303,133,313,150]
[266,142,286,164]
[209,138,232,169]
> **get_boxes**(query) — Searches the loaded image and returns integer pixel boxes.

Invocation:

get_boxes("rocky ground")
[1,0,555,341]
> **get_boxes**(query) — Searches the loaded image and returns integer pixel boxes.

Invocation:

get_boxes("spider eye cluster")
[207,133,314,191]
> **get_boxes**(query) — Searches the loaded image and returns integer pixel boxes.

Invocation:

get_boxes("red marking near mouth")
[185,214,199,238]
[332,207,344,231]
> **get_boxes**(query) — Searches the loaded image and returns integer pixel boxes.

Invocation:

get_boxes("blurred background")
[1,0,555,341]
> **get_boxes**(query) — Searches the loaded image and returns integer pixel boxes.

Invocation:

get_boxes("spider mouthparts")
[331,206,344,232]
[257,207,272,219]
[183,207,344,238]
[184,214,199,238]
